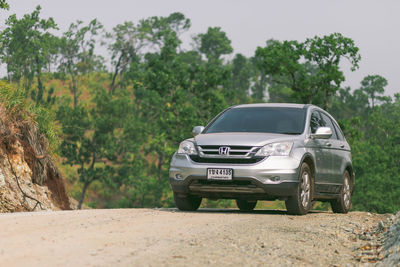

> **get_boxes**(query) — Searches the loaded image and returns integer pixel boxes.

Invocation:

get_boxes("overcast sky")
[1,0,399,96]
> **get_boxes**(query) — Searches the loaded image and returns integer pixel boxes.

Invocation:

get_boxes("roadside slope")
[0,209,389,266]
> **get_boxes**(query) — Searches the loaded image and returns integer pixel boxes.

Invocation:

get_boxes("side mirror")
[192,126,205,136]
[311,127,332,139]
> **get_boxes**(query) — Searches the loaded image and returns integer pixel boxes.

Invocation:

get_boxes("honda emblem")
[218,146,230,155]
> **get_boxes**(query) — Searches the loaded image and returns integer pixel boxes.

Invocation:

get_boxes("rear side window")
[320,112,338,140]
[333,121,345,141]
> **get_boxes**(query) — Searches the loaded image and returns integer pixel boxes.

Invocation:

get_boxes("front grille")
[198,145,258,157]
[189,155,265,164]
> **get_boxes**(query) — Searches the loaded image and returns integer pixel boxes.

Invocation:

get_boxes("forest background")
[0,5,399,212]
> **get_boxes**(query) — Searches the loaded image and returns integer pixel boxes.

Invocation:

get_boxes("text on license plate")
[207,168,233,180]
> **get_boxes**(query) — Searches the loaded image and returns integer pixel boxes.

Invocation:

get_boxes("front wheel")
[236,199,257,211]
[285,163,313,215]
[330,171,352,213]
[173,192,202,211]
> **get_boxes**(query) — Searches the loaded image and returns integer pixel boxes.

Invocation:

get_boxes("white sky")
[1,0,399,96]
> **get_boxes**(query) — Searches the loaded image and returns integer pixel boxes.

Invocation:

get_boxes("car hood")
[194,132,299,147]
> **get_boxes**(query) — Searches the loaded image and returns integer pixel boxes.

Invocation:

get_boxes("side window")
[320,112,338,140]
[310,111,323,134]
[333,121,345,141]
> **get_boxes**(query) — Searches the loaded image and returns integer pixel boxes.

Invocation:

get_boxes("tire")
[331,171,352,213]
[173,192,202,211]
[236,199,257,211]
[285,163,313,215]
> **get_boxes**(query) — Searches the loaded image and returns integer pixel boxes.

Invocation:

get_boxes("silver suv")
[169,103,354,215]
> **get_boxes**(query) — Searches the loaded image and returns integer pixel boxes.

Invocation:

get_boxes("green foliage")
[0,81,59,149]
[0,0,9,10]
[58,19,104,107]
[229,53,254,103]
[197,27,233,61]
[360,75,388,108]
[255,33,361,108]
[0,5,58,98]
[106,21,146,91]
[57,87,132,208]
[330,79,399,213]
[349,103,400,213]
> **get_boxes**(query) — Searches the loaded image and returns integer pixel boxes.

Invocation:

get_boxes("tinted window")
[310,111,323,134]
[320,112,338,140]
[205,107,306,134]
[333,121,345,141]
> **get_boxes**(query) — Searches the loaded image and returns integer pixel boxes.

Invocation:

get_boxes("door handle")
[340,144,345,148]
[325,142,332,147]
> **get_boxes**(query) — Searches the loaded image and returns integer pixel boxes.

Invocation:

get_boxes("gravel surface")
[0,209,391,266]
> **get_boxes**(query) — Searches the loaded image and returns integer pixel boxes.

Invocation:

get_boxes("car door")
[319,112,342,189]
[332,119,351,184]
[307,110,333,186]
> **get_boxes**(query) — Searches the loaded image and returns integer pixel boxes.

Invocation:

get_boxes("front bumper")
[169,153,301,200]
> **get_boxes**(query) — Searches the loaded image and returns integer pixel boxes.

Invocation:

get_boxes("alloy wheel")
[343,174,351,209]
[300,171,311,208]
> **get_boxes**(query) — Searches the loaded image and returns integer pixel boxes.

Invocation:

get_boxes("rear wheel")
[331,171,352,213]
[236,200,257,211]
[285,163,312,215]
[173,192,202,211]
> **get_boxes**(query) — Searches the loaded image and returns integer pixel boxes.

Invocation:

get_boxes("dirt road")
[0,209,388,266]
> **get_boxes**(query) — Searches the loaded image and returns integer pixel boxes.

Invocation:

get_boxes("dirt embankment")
[0,103,70,212]
[0,209,394,266]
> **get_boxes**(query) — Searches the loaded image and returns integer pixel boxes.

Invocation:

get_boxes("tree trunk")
[77,180,91,210]
[153,154,165,207]
[323,90,329,110]
[36,56,43,103]
[36,74,43,104]
[157,154,164,182]
[110,54,123,94]
[71,75,78,109]
[324,99,328,110]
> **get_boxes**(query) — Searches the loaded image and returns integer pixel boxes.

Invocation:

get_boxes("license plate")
[207,168,233,180]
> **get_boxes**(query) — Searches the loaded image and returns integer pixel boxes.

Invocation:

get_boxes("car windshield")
[204,107,306,134]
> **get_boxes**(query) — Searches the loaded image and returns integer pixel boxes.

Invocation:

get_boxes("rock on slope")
[376,212,400,266]
[0,103,70,212]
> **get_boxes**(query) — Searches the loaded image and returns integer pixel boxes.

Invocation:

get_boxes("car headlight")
[177,141,197,155]
[255,142,293,156]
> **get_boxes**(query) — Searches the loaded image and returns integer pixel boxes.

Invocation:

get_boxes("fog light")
[271,176,280,182]
[175,174,183,180]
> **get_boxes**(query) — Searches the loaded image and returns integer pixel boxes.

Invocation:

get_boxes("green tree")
[301,33,361,109]
[0,5,58,101]
[197,27,233,62]
[349,102,400,213]
[138,12,190,50]
[254,39,318,104]
[360,74,388,108]
[250,52,270,102]
[229,53,253,103]
[0,0,9,9]
[255,34,361,109]
[131,13,199,206]
[57,88,131,209]
[192,27,232,119]
[58,19,103,108]
[106,21,148,92]
[330,87,369,120]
